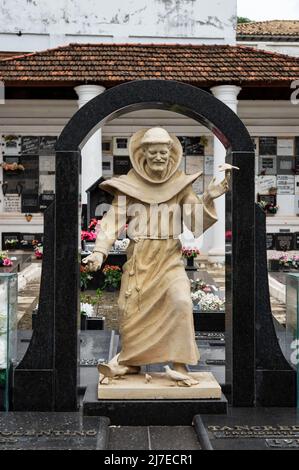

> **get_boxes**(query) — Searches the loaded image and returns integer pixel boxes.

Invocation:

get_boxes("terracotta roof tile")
[0,42,298,86]
[237,20,299,38]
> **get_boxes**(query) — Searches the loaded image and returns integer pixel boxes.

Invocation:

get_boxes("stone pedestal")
[98,372,222,400]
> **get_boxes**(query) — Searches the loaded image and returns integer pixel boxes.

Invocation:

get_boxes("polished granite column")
[226,149,256,407]
[54,150,80,411]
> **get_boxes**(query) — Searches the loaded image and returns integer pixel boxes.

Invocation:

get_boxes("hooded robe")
[94,130,217,366]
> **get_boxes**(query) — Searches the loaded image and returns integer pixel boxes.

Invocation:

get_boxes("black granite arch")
[14,79,257,411]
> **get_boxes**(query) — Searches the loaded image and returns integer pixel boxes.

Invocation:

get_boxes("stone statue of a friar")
[83,127,236,383]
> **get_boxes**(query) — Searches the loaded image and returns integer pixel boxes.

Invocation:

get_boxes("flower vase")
[187,257,194,267]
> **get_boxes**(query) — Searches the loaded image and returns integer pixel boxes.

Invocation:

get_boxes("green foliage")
[237,17,253,24]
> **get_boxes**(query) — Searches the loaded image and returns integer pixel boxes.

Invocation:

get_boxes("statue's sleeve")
[181,184,218,237]
[93,192,128,258]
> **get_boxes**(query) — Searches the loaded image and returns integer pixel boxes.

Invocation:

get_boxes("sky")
[238,0,298,21]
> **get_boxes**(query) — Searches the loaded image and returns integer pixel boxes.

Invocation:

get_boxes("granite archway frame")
[15,79,256,411]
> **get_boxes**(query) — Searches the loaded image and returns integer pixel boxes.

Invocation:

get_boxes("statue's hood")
[128,129,182,184]
[99,169,202,204]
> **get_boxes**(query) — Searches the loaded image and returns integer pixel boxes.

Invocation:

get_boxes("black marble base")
[0,412,110,450]
[83,384,227,425]
[197,407,299,450]
[193,311,225,332]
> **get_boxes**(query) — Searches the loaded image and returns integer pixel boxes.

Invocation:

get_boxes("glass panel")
[285,273,299,408]
[0,273,18,411]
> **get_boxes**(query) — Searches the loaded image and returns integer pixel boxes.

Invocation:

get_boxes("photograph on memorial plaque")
[259,136,277,156]
[275,232,294,251]
[258,155,276,175]
[21,136,40,155]
[256,175,277,195]
[102,139,112,154]
[39,154,55,173]
[102,155,113,176]
[277,138,294,156]
[257,193,277,207]
[1,135,21,156]
[277,175,295,195]
[39,136,57,155]
[185,155,203,175]
[204,155,213,175]
[113,155,132,175]
[266,233,276,250]
[277,156,294,175]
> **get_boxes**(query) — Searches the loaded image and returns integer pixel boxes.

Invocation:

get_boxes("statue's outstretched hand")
[206,163,239,200]
[82,252,104,272]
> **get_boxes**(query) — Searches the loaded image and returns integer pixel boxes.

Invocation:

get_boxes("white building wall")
[0,0,237,52]
[0,99,299,251]
[237,41,299,58]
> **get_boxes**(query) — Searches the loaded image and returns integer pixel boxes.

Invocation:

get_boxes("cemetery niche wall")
[11,79,295,416]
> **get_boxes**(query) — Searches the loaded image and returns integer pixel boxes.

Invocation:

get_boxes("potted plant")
[80,290,105,330]
[181,246,200,268]
[102,264,122,291]
[80,264,94,291]
[191,289,225,332]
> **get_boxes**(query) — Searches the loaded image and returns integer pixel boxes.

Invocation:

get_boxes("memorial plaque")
[275,232,294,251]
[4,195,21,213]
[39,192,55,211]
[277,138,294,156]
[1,135,21,155]
[21,136,40,155]
[256,175,276,195]
[180,136,205,156]
[277,156,294,175]
[39,136,57,155]
[21,192,40,213]
[277,175,295,195]
[259,136,277,155]
[39,154,55,172]
[266,233,276,250]
[258,155,276,175]
[39,174,55,192]
[208,425,299,439]
[102,155,113,176]
[113,155,132,175]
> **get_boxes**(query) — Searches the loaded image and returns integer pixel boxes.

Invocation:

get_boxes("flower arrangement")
[34,244,43,260]
[80,265,94,290]
[80,289,103,317]
[258,200,279,215]
[191,290,225,311]
[190,278,214,294]
[102,265,122,290]
[4,239,18,249]
[181,247,200,259]
[81,230,97,242]
[225,230,232,242]
[0,252,13,267]
[1,162,25,172]
[276,253,299,270]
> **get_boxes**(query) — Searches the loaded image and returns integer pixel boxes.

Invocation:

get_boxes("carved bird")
[164,365,198,387]
[218,163,239,172]
[145,373,152,383]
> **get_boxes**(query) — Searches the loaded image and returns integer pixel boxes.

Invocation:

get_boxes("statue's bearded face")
[143,143,170,174]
